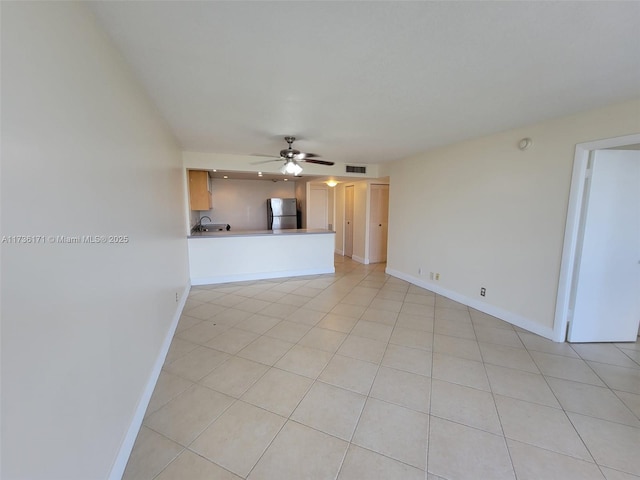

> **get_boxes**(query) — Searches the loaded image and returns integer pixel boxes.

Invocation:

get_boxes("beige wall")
[386,99,640,337]
[1,3,189,479]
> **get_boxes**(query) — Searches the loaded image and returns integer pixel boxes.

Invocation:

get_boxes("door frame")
[344,184,354,258]
[553,133,640,342]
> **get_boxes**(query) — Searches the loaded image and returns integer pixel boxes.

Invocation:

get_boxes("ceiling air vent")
[346,165,366,174]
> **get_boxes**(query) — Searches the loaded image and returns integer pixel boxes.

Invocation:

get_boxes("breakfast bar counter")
[188,228,332,238]
[187,229,335,285]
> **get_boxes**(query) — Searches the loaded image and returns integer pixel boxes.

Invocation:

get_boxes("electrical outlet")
[480,287,486,297]
[175,292,179,302]
[435,273,440,281]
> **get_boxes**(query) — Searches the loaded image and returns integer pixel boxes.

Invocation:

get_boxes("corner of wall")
[385,267,555,340]
[108,284,190,480]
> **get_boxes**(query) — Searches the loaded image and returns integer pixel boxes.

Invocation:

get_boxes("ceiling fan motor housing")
[280,148,300,159]
[281,136,299,159]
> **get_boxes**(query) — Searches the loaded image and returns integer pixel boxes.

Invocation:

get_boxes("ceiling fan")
[252,136,334,175]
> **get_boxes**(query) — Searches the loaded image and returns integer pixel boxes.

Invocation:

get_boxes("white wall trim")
[386,267,555,340]
[352,254,368,265]
[335,248,344,255]
[364,183,371,263]
[191,266,335,285]
[553,133,640,342]
[108,283,191,480]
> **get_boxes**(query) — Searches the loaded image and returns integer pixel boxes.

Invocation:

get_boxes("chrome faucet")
[195,216,212,232]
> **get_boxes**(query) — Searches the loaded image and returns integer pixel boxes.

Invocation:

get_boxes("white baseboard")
[191,266,336,286]
[334,248,344,255]
[108,283,190,480]
[352,255,368,265]
[385,268,555,341]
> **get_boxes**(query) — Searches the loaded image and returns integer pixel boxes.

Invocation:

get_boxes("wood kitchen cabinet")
[188,170,212,210]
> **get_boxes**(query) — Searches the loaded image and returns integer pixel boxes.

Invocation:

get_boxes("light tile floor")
[124,256,640,480]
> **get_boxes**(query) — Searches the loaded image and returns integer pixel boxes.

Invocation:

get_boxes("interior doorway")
[554,134,640,342]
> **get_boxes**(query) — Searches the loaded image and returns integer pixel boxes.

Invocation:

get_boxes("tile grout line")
[522,334,605,470]
[241,265,382,479]
[472,305,520,480]
[424,294,436,480]
[200,274,340,480]
[149,275,327,480]
[332,269,398,479]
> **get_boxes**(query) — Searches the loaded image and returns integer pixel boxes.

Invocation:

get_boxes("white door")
[568,149,640,342]
[369,184,389,263]
[308,186,328,229]
[345,185,354,257]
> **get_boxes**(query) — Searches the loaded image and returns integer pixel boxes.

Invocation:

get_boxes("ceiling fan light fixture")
[280,160,303,176]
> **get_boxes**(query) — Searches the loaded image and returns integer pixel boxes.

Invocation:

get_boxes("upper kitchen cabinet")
[188,170,212,210]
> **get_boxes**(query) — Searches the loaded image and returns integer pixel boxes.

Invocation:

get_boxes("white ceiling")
[90,1,639,165]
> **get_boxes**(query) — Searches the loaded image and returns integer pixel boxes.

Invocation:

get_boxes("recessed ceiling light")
[258,172,263,176]
[283,178,288,181]
[223,175,228,179]
[213,169,217,172]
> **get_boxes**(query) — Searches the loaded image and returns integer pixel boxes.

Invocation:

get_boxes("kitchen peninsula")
[188,228,335,285]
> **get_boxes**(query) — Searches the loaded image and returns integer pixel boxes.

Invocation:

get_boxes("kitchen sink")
[195,223,230,232]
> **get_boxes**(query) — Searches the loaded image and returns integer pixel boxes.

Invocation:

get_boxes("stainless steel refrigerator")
[267,198,297,230]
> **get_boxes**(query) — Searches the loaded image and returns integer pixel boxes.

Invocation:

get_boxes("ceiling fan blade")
[253,138,330,166]
[302,159,335,166]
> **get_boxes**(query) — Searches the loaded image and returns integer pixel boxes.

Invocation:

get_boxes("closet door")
[369,184,389,263]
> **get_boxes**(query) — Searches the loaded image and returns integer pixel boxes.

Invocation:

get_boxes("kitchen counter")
[189,228,332,238]
[187,229,335,285]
